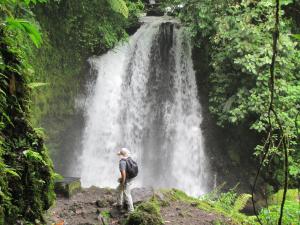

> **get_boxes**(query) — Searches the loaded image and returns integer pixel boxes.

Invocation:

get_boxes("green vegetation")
[165,187,300,225]
[165,188,255,224]
[259,200,299,225]
[125,199,164,225]
[99,210,111,225]
[257,189,299,224]
[100,209,111,219]
[269,189,299,205]
[0,0,55,224]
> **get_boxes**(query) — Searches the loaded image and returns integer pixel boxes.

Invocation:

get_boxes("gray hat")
[117,148,130,158]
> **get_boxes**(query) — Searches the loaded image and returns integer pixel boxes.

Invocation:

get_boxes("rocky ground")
[46,186,235,225]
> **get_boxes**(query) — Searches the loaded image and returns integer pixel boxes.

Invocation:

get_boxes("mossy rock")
[125,201,164,225]
[54,177,81,198]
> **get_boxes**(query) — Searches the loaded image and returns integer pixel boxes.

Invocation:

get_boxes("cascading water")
[79,17,209,196]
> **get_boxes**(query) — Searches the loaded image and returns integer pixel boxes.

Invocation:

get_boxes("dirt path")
[161,200,233,225]
[46,187,235,225]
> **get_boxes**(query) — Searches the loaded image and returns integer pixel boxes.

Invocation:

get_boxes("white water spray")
[79,17,208,196]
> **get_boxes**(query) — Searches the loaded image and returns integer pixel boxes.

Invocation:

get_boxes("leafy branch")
[251,0,290,224]
[5,18,42,48]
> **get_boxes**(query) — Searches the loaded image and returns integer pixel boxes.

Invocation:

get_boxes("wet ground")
[47,186,235,225]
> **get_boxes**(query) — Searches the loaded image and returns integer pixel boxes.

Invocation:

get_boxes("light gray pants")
[117,179,134,212]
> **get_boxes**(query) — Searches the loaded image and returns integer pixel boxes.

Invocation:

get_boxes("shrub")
[259,200,300,225]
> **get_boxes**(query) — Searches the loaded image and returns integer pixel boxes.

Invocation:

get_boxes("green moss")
[0,3,55,223]
[100,210,111,219]
[68,180,81,196]
[162,189,257,225]
[125,200,164,225]
[258,200,300,225]
[269,189,299,205]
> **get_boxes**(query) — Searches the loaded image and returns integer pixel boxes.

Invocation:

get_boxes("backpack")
[124,157,138,179]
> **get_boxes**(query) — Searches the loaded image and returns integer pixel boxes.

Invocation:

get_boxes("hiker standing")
[116,148,138,212]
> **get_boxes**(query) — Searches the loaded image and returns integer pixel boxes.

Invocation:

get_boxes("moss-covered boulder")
[54,177,81,198]
[125,200,164,225]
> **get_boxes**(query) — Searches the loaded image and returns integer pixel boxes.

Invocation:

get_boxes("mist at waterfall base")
[78,17,209,197]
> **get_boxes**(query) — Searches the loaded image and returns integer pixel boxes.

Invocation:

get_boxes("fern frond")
[233,193,251,212]
[200,182,226,201]
[107,0,129,18]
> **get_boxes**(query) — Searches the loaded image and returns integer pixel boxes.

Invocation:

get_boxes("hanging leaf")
[5,18,42,47]
[23,0,48,6]
[23,150,46,165]
[1,112,14,127]
[108,0,129,18]
[4,168,20,179]
[279,0,293,6]
[28,82,49,89]
[223,95,236,112]
[291,34,300,41]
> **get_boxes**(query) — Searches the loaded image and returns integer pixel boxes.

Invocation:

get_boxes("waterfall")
[79,17,209,196]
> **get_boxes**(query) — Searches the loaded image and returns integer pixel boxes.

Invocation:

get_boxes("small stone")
[96,199,109,208]
[110,208,123,218]
[191,202,198,207]
[154,191,165,201]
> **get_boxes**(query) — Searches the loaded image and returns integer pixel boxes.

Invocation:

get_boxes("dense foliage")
[167,187,299,225]
[165,0,300,189]
[259,189,300,224]
[0,0,55,224]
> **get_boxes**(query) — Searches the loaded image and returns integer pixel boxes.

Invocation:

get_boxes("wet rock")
[132,187,155,204]
[109,208,122,218]
[154,191,165,201]
[55,177,81,198]
[146,5,164,16]
[96,199,109,208]
[104,195,115,205]
[190,202,198,207]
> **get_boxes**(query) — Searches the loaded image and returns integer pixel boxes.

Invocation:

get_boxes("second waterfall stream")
[79,17,209,196]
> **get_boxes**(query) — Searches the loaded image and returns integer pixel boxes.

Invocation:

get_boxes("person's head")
[117,147,130,159]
